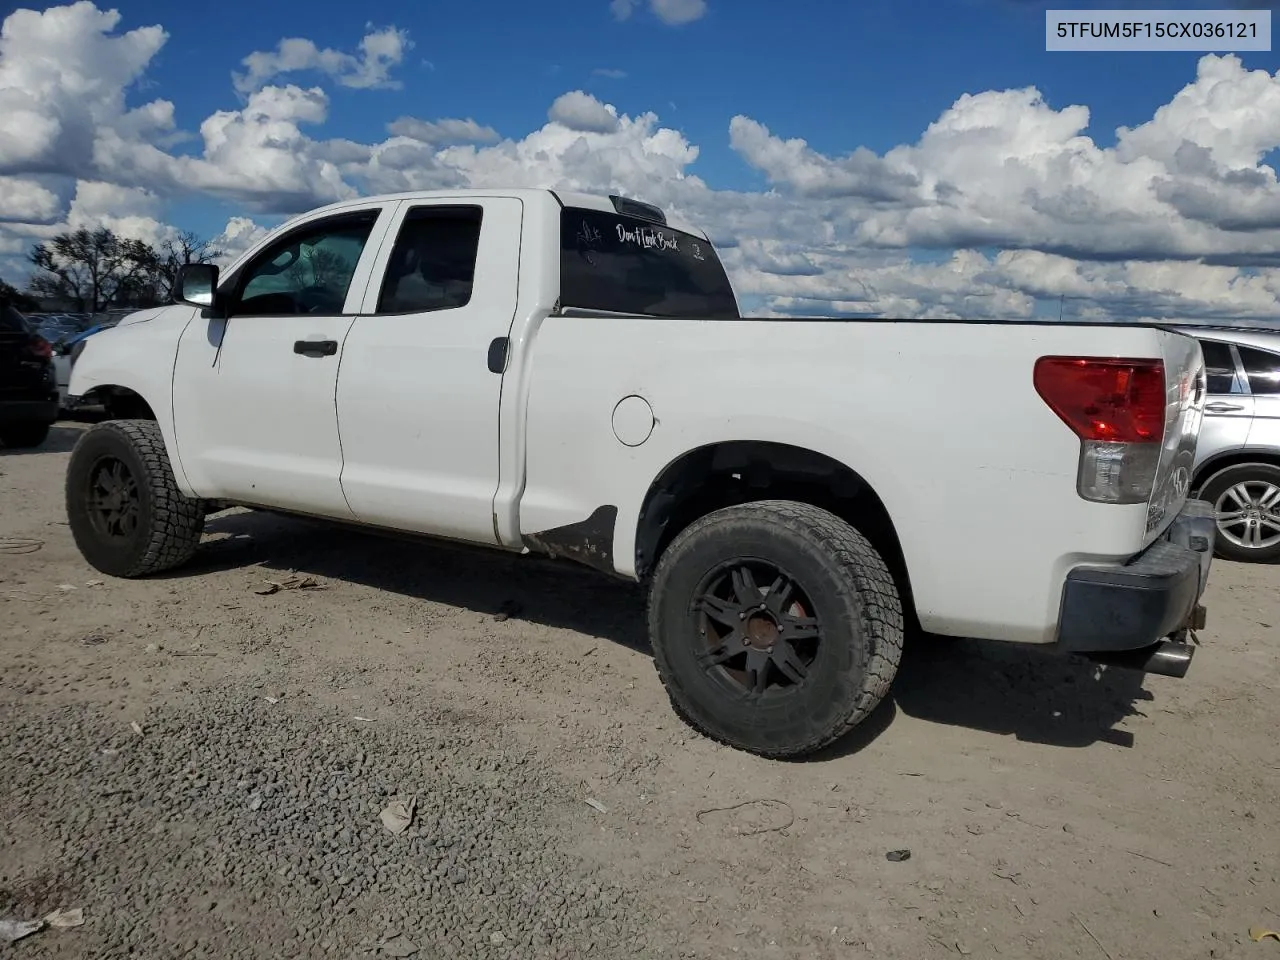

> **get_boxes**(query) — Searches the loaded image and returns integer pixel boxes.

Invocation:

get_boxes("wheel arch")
[1192,449,1280,493]
[633,440,920,632]
[74,383,197,498]
[1190,453,1280,562]
[80,384,157,421]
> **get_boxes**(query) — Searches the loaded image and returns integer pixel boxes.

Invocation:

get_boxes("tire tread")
[647,499,905,758]
[66,419,205,577]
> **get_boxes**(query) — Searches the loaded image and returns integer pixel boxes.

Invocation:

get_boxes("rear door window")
[376,206,484,314]
[559,207,740,318]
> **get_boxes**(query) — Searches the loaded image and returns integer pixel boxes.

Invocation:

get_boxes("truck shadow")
[194,509,1152,754]
[2,424,83,456]
[886,635,1148,750]
[196,508,652,655]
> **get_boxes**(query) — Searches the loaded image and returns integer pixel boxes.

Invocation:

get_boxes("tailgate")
[1143,330,1207,546]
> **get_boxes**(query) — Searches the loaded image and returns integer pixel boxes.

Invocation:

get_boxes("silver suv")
[1178,326,1280,563]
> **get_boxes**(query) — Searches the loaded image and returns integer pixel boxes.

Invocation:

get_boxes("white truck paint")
[66,187,1217,758]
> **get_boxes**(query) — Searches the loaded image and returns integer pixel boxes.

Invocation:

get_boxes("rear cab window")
[559,205,740,319]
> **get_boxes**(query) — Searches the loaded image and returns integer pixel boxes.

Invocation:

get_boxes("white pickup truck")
[65,188,1216,758]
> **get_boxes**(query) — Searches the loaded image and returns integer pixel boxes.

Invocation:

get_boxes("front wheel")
[1200,462,1280,563]
[647,500,905,758]
[65,419,206,577]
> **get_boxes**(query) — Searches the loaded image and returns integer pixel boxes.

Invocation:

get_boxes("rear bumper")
[1056,499,1215,655]
[0,397,59,425]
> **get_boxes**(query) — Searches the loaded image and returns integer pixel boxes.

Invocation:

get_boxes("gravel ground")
[2,695,645,959]
[2,419,1279,959]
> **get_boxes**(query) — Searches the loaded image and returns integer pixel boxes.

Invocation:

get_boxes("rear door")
[335,196,524,544]
[1238,343,1280,451]
[1195,338,1253,469]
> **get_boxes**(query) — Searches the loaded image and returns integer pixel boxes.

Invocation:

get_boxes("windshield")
[559,207,740,319]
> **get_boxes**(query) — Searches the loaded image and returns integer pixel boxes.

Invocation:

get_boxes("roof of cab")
[295,187,709,241]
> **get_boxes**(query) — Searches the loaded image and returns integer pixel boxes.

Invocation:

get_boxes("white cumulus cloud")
[0,1,168,176]
[548,91,620,134]
[610,0,708,25]
[233,25,412,94]
[211,216,272,265]
[386,116,500,144]
[0,2,1279,329]
[0,177,62,223]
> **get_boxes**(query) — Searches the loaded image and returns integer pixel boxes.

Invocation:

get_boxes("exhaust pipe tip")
[1080,639,1195,678]
[1140,640,1195,678]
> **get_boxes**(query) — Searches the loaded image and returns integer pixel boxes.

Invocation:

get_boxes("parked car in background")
[0,299,59,448]
[52,325,111,410]
[1175,325,1280,563]
[31,313,91,345]
[27,312,126,411]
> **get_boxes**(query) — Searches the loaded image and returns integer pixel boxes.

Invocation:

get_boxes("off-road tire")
[65,419,206,577]
[1198,462,1280,564]
[647,499,905,758]
[0,422,51,448]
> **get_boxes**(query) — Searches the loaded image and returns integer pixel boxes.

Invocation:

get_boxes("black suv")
[0,298,59,448]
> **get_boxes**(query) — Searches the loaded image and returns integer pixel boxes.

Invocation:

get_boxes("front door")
[336,197,524,544]
[171,204,395,517]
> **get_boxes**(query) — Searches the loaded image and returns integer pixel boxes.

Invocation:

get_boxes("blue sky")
[122,0,1277,236]
[4,0,1280,322]
[135,0,1276,160]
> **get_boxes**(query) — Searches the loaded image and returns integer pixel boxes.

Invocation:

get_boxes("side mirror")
[175,263,219,309]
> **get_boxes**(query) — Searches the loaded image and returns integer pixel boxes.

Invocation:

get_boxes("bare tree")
[152,231,225,303]
[28,228,152,311]
[25,228,223,311]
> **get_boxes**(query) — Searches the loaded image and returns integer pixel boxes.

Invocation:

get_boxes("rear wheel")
[647,499,904,758]
[1200,462,1280,563]
[65,419,206,577]
[0,422,51,448]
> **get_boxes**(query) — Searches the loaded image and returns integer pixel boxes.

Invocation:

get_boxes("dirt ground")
[1,419,1278,959]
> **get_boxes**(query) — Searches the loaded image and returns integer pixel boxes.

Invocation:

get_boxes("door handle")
[1205,402,1244,413]
[293,339,338,357]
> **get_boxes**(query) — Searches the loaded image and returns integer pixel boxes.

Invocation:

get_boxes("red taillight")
[26,334,53,361]
[1033,357,1166,444]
